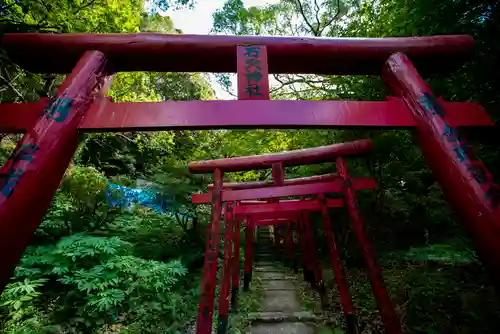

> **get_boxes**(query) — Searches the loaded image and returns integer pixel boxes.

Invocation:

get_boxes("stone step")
[254,264,282,270]
[254,269,284,273]
[249,322,315,334]
[248,311,318,323]
[258,275,298,281]
[261,279,296,291]
[261,290,300,313]
[254,261,281,266]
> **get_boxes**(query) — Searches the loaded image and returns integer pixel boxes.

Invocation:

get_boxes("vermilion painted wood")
[209,174,339,190]
[76,99,492,132]
[196,169,223,334]
[234,198,344,217]
[2,33,473,74]
[285,224,296,271]
[273,225,280,254]
[243,222,254,291]
[192,178,376,204]
[246,212,301,224]
[250,216,298,227]
[238,199,302,205]
[0,99,493,133]
[270,163,284,249]
[298,216,313,283]
[237,45,270,100]
[336,158,402,334]
[384,53,500,288]
[0,99,48,133]
[231,209,241,313]
[0,51,109,292]
[285,224,292,263]
[217,201,233,333]
[302,213,323,285]
[318,194,359,334]
[272,163,285,185]
[189,140,373,173]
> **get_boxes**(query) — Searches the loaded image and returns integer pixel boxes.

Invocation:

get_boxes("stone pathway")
[247,228,317,334]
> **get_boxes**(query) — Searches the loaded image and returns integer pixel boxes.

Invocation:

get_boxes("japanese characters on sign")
[237,45,270,100]
[419,92,499,207]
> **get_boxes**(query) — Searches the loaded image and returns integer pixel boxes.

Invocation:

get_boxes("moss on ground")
[228,275,264,334]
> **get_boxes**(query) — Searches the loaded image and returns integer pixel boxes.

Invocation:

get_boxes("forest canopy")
[0,0,499,333]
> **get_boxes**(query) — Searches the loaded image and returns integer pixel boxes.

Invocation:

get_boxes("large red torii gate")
[0,32,499,333]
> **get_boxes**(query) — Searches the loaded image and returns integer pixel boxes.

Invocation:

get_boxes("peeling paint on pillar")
[0,50,109,292]
[384,53,500,287]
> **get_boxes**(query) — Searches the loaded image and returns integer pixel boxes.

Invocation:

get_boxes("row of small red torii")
[0,33,499,334]
[189,143,389,334]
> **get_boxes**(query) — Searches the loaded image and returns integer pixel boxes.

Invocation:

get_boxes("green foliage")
[1,278,49,325]
[3,232,188,331]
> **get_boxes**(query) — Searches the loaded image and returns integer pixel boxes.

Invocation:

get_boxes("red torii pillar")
[230,201,241,313]
[285,221,297,272]
[297,214,314,283]
[319,193,359,333]
[0,51,111,291]
[384,53,500,285]
[243,217,254,292]
[217,201,234,333]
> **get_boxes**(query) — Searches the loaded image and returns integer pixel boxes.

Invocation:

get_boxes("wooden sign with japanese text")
[237,45,270,100]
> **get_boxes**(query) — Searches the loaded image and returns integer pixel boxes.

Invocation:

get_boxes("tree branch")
[317,0,341,36]
[0,74,25,102]
[295,0,319,36]
[313,0,322,34]
[270,74,326,94]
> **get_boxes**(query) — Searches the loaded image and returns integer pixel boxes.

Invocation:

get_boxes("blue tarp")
[105,183,172,214]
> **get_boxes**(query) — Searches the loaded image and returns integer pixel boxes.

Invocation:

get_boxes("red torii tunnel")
[0,32,498,334]
[190,141,400,334]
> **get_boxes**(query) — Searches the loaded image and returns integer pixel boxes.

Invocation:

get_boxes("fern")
[7,233,188,330]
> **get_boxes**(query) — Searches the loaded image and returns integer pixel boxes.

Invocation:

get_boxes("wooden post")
[319,194,359,333]
[303,211,326,303]
[285,223,296,271]
[196,168,223,334]
[384,53,500,288]
[297,217,312,283]
[231,203,241,313]
[243,217,254,291]
[218,202,234,334]
[0,51,108,292]
[302,212,319,288]
[336,157,402,334]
